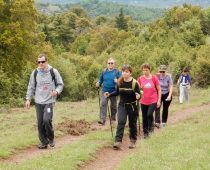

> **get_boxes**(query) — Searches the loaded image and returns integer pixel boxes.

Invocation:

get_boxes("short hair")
[107,57,115,63]
[122,64,132,73]
[183,67,189,72]
[38,53,48,61]
[141,63,151,70]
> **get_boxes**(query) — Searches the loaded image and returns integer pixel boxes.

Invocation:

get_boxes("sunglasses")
[108,62,114,64]
[159,71,165,73]
[37,61,46,64]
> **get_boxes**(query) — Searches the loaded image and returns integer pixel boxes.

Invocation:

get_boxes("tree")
[115,8,128,31]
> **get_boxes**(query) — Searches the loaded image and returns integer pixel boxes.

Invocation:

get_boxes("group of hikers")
[25,54,191,150]
[95,57,191,150]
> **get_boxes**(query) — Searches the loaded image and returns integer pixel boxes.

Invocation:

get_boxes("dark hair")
[38,53,48,61]
[117,65,132,86]
[183,67,189,72]
[141,63,151,70]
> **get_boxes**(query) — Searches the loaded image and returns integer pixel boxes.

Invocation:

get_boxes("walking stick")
[137,100,141,137]
[97,87,101,121]
[97,87,101,109]
[107,99,114,137]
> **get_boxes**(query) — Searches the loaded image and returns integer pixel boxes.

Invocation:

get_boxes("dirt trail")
[1,103,210,167]
[79,103,210,170]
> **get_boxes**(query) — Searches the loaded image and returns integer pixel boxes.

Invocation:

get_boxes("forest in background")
[36,0,164,22]
[1,0,210,106]
[36,0,210,8]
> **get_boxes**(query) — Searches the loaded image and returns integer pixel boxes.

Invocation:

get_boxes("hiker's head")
[141,63,151,76]
[122,64,132,78]
[107,57,115,70]
[117,65,132,86]
[183,67,189,74]
[37,54,48,69]
[159,65,167,74]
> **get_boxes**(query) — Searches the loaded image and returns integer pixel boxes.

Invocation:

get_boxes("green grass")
[0,99,100,158]
[0,130,113,170]
[117,109,210,170]
[0,87,209,169]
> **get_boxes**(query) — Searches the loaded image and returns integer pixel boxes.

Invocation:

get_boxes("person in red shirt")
[137,63,161,138]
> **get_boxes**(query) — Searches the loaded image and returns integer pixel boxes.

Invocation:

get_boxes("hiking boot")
[143,133,150,139]
[37,143,48,149]
[154,123,160,128]
[98,120,105,125]
[162,123,167,127]
[49,140,55,147]
[113,141,121,150]
[129,141,136,149]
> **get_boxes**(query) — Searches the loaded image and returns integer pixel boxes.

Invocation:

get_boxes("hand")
[165,96,171,101]
[51,90,58,97]
[104,92,110,98]
[135,92,140,100]
[157,101,161,108]
[114,78,117,83]
[25,100,31,109]
[96,82,100,88]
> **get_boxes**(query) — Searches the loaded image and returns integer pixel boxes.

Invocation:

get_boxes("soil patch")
[57,119,90,136]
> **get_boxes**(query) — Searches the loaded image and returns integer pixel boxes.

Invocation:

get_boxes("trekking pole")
[137,100,141,137]
[97,87,100,109]
[107,99,113,137]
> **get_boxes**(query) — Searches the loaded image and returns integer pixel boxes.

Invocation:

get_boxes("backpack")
[34,68,57,88]
[131,78,138,91]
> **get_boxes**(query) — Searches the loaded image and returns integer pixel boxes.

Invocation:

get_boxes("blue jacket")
[98,68,121,93]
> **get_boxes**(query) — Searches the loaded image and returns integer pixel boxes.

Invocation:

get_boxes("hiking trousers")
[35,103,54,145]
[141,103,156,135]
[115,102,138,142]
[179,85,189,103]
[100,92,117,122]
[155,93,172,124]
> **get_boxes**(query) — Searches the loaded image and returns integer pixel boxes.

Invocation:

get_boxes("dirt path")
[79,103,210,170]
[1,103,210,166]
[1,123,105,164]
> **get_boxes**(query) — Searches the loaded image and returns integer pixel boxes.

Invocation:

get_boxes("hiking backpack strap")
[50,68,57,86]
[34,68,57,88]
[34,69,38,88]
[132,78,137,91]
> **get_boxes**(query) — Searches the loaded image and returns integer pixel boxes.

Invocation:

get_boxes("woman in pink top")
[137,63,161,139]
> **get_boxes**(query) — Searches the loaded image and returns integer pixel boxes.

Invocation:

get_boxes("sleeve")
[54,68,64,95]
[154,75,160,86]
[109,86,119,97]
[134,81,140,94]
[98,70,104,86]
[168,74,173,85]
[188,75,192,85]
[26,70,36,101]
[117,70,122,78]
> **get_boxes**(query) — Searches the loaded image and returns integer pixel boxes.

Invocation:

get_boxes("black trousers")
[35,103,54,145]
[141,103,156,135]
[155,93,172,123]
[115,102,138,142]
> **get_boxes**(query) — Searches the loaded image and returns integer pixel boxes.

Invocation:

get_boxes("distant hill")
[36,0,210,8]
[36,1,164,22]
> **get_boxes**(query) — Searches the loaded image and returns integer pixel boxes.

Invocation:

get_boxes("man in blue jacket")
[96,58,121,125]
